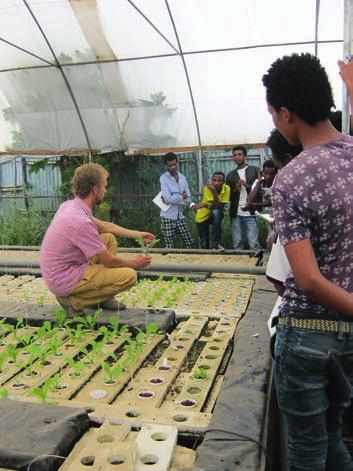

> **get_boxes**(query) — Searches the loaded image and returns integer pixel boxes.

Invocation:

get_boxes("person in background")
[263,52,353,471]
[265,129,302,356]
[191,171,230,250]
[159,152,194,249]
[40,163,154,316]
[241,159,277,214]
[225,146,260,250]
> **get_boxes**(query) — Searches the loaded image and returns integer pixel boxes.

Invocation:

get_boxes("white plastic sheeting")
[0,0,346,154]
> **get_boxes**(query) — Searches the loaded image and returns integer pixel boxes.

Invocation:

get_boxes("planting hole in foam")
[210,345,220,350]
[138,390,155,399]
[167,356,176,362]
[205,354,218,360]
[126,410,140,417]
[140,454,159,465]
[89,389,107,400]
[158,365,171,371]
[173,414,188,422]
[180,398,197,408]
[107,454,126,465]
[109,419,122,426]
[97,434,114,443]
[149,377,164,385]
[172,344,184,350]
[151,432,168,441]
[80,456,95,466]
[187,387,201,394]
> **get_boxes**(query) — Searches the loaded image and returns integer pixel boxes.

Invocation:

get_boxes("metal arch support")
[0,37,55,67]
[126,0,179,54]
[22,0,93,160]
[164,0,204,193]
[343,0,353,135]
[314,0,320,56]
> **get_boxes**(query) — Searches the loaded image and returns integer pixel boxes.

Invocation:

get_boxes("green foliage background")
[0,152,268,248]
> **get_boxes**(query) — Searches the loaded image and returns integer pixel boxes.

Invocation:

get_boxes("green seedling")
[35,344,51,366]
[79,341,103,364]
[135,330,147,344]
[124,339,144,364]
[50,373,66,390]
[134,236,159,254]
[0,318,9,337]
[29,377,54,404]
[98,325,113,344]
[21,331,33,348]
[192,367,208,380]
[6,344,20,364]
[35,321,53,340]
[9,317,25,342]
[52,308,68,328]
[37,293,46,307]
[22,291,31,303]
[47,336,62,356]
[66,357,85,377]
[24,351,39,377]
[0,352,8,373]
[0,388,9,400]
[108,316,129,338]
[74,308,102,331]
[146,323,160,337]
[102,361,124,383]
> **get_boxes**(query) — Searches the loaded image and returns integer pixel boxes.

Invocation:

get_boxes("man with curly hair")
[40,163,155,316]
[263,53,353,470]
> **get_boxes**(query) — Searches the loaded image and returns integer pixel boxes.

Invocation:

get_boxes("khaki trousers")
[69,233,137,310]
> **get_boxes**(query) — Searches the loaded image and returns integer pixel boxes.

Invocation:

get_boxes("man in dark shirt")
[225,146,260,250]
[263,53,353,470]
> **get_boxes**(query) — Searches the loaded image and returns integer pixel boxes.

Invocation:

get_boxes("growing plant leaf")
[0,388,9,400]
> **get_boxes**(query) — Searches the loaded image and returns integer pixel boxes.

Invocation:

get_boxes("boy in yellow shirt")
[191,172,230,250]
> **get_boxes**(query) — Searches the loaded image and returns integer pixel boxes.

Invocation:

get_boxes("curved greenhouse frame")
[0,0,351,158]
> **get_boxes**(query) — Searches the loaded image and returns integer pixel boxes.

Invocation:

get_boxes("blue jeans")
[275,324,353,471]
[196,209,224,249]
[231,216,260,250]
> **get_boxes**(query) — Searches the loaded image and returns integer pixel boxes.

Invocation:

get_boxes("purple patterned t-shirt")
[272,135,353,319]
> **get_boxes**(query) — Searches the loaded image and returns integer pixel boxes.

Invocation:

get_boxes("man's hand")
[241,202,255,212]
[338,59,353,92]
[235,179,247,190]
[191,202,204,211]
[206,183,216,191]
[181,191,188,199]
[129,255,152,268]
[138,232,155,243]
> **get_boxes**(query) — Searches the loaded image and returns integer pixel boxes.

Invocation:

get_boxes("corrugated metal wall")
[0,156,62,217]
[0,147,271,218]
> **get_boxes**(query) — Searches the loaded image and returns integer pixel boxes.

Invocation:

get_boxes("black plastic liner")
[0,400,90,470]
[195,279,277,471]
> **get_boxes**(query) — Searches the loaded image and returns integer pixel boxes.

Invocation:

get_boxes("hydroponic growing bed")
[0,309,238,431]
[0,269,276,471]
[0,274,254,318]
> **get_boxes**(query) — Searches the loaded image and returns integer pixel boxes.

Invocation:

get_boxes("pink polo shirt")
[39,197,106,296]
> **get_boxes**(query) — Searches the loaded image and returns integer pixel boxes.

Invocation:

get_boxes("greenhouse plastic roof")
[0,0,346,154]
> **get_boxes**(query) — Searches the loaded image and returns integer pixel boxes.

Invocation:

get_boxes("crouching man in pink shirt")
[40,163,155,315]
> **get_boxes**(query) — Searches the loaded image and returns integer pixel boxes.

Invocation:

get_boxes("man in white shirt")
[225,146,260,250]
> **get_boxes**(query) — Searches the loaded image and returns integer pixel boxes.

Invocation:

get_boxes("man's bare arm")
[284,238,353,316]
[96,250,152,269]
[93,218,155,242]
